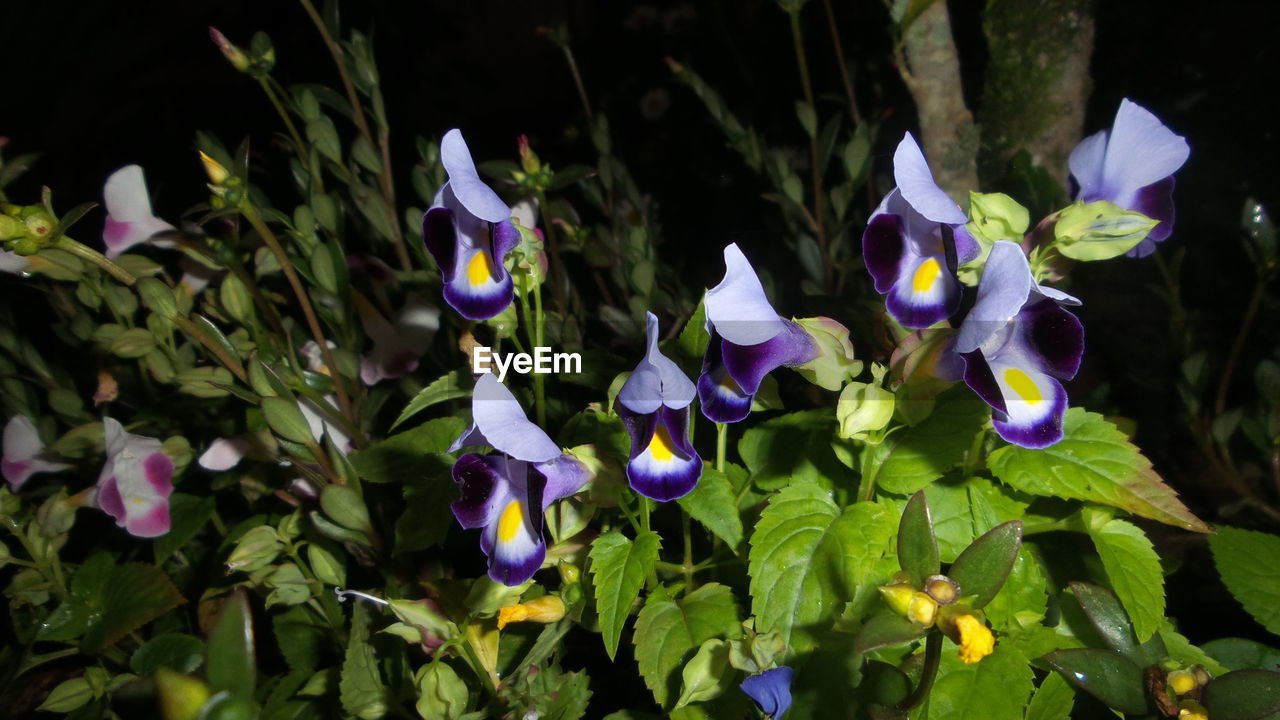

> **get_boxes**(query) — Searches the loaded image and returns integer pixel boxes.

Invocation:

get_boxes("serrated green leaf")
[45,557,187,653]
[981,546,1048,634]
[677,467,743,548]
[352,416,462,485]
[865,387,987,495]
[633,584,741,709]
[749,486,896,654]
[926,645,1033,720]
[1045,648,1148,716]
[988,409,1209,532]
[1067,582,1167,667]
[1024,670,1074,720]
[1158,621,1228,675]
[898,490,939,586]
[1090,519,1164,642]
[391,371,469,429]
[589,530,660,660]
[340,603,387,719]
[1209,525,1280,635]
[738,411,850,490]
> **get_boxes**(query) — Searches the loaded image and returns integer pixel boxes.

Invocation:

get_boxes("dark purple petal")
[489,540,545,586]
[991,375,1068,449]
[532,454,590,510]
[1126,176,1176,257]
[698,330,754,423]
[492,219,520,265]
[863,212,906,294]
[1022,300,1084,379]
[618,405,660,461]
[741,666,794,719]
[626,408,701,502]
[961,350,1007,415]
[442,272,514,321]
[660,406,697,459]
[450,453,507,529]
[885,255,961,329]
[721,320,817,395]
[422,207,457,282]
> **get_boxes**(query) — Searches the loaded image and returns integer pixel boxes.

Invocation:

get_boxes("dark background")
[3,0,1279,710]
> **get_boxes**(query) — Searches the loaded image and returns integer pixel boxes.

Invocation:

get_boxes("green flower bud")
[0,213,23,242]
[794,316,862,391]
[1054,199,1158,261]
[837,380,895,442]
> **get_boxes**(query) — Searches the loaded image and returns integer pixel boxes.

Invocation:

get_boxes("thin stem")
[897,631,942,712]
[240,203,359,440]
[171,316,249,383]
[560,44,594,122]
[295,0,411,271]
[534,190,569,314]
[52,237,135,286]
[819,0,861,124]
[681,511,695,590]
[258,77,307,161]
[1215,278,1265,417]
[532,277,547,428]
[787,7,830,290]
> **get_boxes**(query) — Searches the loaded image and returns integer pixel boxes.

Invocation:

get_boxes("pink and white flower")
[2,415,71,490]
[91,418,174,537]
[102,165,175,259]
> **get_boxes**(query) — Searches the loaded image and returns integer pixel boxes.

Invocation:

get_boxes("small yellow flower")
[199,151,230,185]
[955,614,995,664]
[496,595,565,630]
[907,591,938,628]
[1178,699,1209,720]
[1168,669,1197,696]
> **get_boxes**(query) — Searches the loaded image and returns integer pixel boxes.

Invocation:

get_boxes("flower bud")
[1178,699,1209,720]
[1168,670,1197,696]
[878,582,914,617]
[0,213,23,242]
[209,27,252,72]
[200,151,231,185]
[794,316,862,391]
[924,575,960,605]
[1192,666,1211,687]
[836,380,895,442]
[497,595,566,630]
[906,591,938,628]
[518,134,542,175]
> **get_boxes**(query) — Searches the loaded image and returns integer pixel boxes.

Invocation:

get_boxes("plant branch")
[787,7,830,290]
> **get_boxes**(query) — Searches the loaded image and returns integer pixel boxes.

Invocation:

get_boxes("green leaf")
[897,490,940,586]
[738,411,851,490]
[1044,648,1148,716]
[981,546,1048,634]
[1208,525,1280,635]
[352,416,462,485]
[1023,670,1074,720]
[320,485,373,536]
[633,583,742,709]
[1202,670,1280,720]
[1158,621,1229,676]
[1054,200,1158,261]
[37,676,95,713]
[1202,637,1280,671]
[1090,519,1164,643]
[589,530,661,660]
[865,387,987,495]
[676,298,709,366]
[131,633,204,676]
[273,605,327,672]
[306,116,343,163]
[988,409,1209,532]
[853,611,927,654]
[677,467,743,549]
[391,371,469,429]
[1067,582,1167,666]
[340,603,387,719]
[262,397,315,445]
[40,555,187,652]
[395,474,456,553]
[207,590,255,701]
[948,520,1022,609]
[155,493,216,562]
[926,645,1033,720]
[749,486,896,654]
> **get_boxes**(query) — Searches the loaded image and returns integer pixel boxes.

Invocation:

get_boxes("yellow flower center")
[912,257,941,292]
[1003,368,1043,405]
[719,372,742,394]
[648,424,677,462]
[497,500,524,543]
[955,614,995,664]
[467,250,496,286]
[1168,670,1197,696]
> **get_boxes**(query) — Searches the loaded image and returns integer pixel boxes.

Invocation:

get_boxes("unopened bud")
[1178,699,1209,720]
[0,214,23,242]
[20,208,55,241]
[878,583,914,617]
[924,575,960,605]
[200,151,230,185]
[1192,666,1211,687]
[1168,670,1197,696]
[906,591,938,627]
[518,135,541,175]
[497,595,566,630]
[209,27,252,72]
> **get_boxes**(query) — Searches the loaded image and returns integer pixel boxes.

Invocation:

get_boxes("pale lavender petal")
[532,454,589,510]
[894,133,966,225]
[705,244,785,346]
[1101,99,1189,196]
[1067,129,1110,200]
[198,437,249,471]
[4,415,45,464]
[0,250,29,274]
[619,312,697,414]
[472,373,559,462]
[440,129,510,223]
[956,242,1033,353]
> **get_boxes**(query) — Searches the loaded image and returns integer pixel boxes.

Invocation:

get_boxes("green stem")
[534,189,568,314]
[532,277,547,428]
[52,237,135,286]
[787,6,830,291]
[2,516,67,598]
[897,631,942,712]
[1215,278,1265,417]
[258,77,307,162]
[681,511,695,590]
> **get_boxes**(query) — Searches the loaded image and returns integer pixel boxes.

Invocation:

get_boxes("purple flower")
[741,666,793,719]
[698,244,817,424]
[102,165,175,259]
[862,133,979,329]
[955,242,1084,448]
[1068,99,1189,257]
[422,130,520,321]
[617,312,701,501]
[2,415,71,489]
[450,374,589,585]
[91,418,174,537]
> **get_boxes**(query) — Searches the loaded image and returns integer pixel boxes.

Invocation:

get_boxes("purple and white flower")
[741,666,794,719]
[102,165,175,259]
[617,312,701,501]
[698,244,816,424]
[2,415,71,489]
[91,418,174,537]
[1068,99,1189,257]
[450,374,589,585]
[955,242,1084,448]
[862,133,979,328]
[422,130,520,321]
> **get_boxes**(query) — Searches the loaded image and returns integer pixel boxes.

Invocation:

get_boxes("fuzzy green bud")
[836,380,895,442]
[794,316,862,391]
